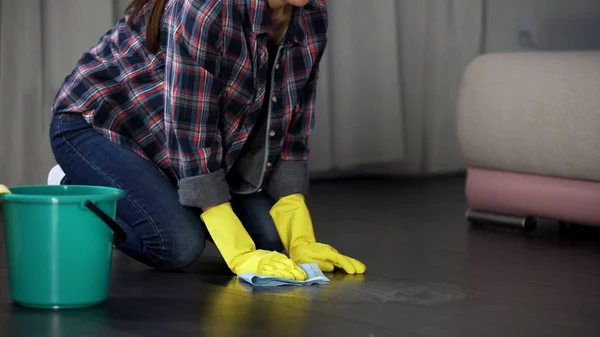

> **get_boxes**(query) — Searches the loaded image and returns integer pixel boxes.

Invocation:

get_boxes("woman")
[49,0,366,280]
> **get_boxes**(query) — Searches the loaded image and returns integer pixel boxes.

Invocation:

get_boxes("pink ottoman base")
[466,168,600,227]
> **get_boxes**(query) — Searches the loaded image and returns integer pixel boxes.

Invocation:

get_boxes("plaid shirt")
[52,0,328,209]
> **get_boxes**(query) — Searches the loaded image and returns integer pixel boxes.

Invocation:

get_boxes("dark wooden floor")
[2,176,600,337]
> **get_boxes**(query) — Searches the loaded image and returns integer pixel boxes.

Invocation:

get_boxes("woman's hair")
[126,0,167,53]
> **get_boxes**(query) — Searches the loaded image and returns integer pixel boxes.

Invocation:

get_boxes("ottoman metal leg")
[466,209,537,234]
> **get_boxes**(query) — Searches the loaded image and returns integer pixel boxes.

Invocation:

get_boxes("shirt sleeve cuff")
[267,160,309,199]
[178,169,231,209]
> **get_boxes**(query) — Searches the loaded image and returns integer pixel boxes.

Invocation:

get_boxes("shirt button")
[266,162,273,168]
[272,96,278,103]
[224,86,231,93]
[275,63,280,70]
[269,130,276,137]
[257,188,263,193]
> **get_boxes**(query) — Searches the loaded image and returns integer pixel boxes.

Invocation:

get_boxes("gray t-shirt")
[226,34,285,194]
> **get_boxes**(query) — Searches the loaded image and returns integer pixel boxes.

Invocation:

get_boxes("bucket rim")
[0,185,125,203]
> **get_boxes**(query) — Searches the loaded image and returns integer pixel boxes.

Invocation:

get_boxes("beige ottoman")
[457,51,600,232]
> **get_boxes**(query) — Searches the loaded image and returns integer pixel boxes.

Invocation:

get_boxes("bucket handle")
[84,200,126,245]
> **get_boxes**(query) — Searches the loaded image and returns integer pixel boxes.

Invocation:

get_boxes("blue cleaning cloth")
[238,263,330,287]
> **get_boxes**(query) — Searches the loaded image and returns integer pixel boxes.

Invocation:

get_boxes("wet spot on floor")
[237,277,469,305]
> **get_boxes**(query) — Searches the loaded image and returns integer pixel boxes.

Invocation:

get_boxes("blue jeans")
[49,113,283,271]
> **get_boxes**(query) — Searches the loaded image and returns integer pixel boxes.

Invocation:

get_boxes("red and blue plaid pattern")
[52,0,327,184]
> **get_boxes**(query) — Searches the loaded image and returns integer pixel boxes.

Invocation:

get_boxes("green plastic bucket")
[0,185,125,309]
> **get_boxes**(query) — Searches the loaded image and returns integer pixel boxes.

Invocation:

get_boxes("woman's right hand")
[201,202,307,281]
[231,250,307,280]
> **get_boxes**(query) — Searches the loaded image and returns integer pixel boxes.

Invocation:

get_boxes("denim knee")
[136,213,206,271]
[150,234,205,271]
[254,232,284,253]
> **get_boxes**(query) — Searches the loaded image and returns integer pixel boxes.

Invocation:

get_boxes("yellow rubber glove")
[0,184,10,195]
[201,202,307,280]
[269,194,367,274]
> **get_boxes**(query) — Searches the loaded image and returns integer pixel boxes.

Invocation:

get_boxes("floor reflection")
[4,305,110,337]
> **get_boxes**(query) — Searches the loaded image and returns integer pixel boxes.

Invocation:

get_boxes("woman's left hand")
[270,193,367,274]
[290,241,366,274]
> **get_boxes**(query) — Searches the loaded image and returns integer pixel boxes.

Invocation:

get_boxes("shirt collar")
[245,0,310,44]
